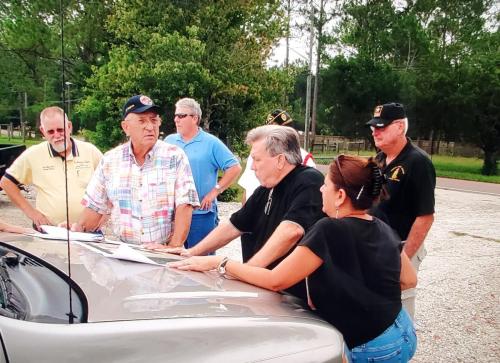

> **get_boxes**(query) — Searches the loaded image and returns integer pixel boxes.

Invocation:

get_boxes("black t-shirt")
[373,139,436,240]
[232,165,325,265]
[231,166,325,298]
[300,217,402,349]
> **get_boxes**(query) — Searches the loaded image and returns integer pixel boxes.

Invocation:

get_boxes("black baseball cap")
[366,102,406,128]
[266,109,293,126]
[122,95,161,119]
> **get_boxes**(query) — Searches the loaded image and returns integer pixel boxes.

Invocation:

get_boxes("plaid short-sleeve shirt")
[82,141,199,244]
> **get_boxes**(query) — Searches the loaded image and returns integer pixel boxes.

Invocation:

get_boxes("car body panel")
[0,232,344,362]
[0,316,343,362]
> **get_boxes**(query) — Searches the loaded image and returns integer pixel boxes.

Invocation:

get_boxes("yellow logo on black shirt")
[388,165,405,181]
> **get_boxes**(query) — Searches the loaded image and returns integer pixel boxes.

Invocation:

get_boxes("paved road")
[315,164,500,195]
[436,177,500,195]
[1,180,498,362]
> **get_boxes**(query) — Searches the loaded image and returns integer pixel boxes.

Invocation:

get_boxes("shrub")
[218,185,240,202]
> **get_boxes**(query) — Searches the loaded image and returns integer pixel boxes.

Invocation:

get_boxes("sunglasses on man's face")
[370,120,402,132]
[45,128,66,135]
[174,113,194,119]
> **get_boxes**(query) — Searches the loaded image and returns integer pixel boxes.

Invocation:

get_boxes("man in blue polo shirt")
[165,98,241,249]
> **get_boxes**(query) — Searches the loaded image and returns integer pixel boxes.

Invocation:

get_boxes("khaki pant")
[401,243,427,319]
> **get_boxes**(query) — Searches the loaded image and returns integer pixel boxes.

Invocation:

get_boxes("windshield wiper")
[0,253,26,320]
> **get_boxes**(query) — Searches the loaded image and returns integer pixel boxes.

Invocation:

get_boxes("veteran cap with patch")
[122,95,161,119]
[266,109,293,126]
[366,102,406,128]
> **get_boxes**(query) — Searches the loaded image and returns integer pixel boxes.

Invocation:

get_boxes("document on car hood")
[77,241,160,266]
[29,225,104,242]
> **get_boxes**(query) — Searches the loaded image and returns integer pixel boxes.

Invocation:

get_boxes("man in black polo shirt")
[367,102,436,319]
[165,125,325,297]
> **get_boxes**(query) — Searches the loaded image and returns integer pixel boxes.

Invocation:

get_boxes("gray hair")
[176,98,202,124]
[246,125,302,165]
[40,106,69,129]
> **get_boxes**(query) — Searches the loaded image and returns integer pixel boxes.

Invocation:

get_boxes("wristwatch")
[214,183,222,193]
[217,256,229,277]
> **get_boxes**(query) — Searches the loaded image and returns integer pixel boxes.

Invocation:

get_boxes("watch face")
[218,257,228,275]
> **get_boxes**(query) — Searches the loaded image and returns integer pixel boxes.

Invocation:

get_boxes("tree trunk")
[482,149,498,176]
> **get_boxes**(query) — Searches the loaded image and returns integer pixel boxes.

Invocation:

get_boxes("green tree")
[0,0,114,129]
[78,0,290,150]
[457,31,499,175]
[335,0,497,174]
[318,56,402,138]
[341,0,431,68]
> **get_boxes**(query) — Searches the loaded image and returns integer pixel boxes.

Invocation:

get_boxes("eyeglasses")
[45,128,66,135]
[135,116,161,126]
[174,113,195,119]
[370,120,402,132]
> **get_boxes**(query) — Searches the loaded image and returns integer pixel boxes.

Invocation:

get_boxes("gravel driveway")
[1,187,498,362]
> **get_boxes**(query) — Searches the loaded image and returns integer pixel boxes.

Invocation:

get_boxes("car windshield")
[0,243,87,324]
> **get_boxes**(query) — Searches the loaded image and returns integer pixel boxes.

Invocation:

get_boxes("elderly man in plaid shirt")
[72,95,200,246]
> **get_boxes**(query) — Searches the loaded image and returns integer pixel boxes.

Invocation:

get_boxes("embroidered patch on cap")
[373,105,383,117]
[140,95,153,106]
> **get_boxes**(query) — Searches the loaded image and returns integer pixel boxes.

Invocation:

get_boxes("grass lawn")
[430,155,500,183]
[2,136,498,184]
[0,135,41,147]
[313,152,499,184]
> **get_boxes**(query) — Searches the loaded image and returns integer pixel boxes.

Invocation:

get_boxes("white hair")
[402,117,409,134]
[40,106,69,129]
[246,125,302,165]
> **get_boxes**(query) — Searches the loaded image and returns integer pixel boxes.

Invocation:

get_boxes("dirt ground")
[1,187,499,362]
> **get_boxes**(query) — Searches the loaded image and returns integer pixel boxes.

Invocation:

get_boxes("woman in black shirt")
[171,155,417,362]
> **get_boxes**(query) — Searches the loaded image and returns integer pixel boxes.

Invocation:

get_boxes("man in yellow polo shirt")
[0,106,102,229]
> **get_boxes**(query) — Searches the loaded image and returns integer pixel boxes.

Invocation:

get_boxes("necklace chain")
[264,188,274,215]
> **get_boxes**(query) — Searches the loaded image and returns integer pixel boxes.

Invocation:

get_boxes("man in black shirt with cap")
[367,102,436,319]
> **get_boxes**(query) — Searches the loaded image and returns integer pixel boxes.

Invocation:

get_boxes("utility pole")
[16,92,24,142]
[22,92,27,142]
[311,0,325,149]
[285,0,290,69]
[283,0,291,106]
[65,82,73,119]
[304,0,315,151]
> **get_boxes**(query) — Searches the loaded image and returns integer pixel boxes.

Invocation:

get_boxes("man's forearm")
[0,177,37,218]
[404,214,434,258]
[74,208,104,232]
[189,221,241,255]
[247,221,304,268]
[217,164,242,192]
[169,204,193,247]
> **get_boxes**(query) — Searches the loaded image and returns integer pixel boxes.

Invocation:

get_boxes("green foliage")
[1,0,497,176]
[0,0,114,128]
[218,185,241,203]
[328,0,498,175]
[317,55,402,137]
[455,31,499,175]
[77,0,291,150]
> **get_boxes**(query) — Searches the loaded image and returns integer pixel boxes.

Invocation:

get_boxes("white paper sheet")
[30,225,104,242]
[77,241,160,266]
